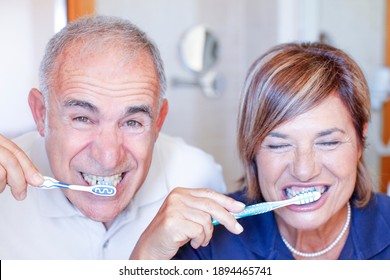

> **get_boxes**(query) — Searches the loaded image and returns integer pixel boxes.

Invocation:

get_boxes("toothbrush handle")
[38,183,71,190]
[65,184,89,192]
[212,200,293,226]
[39,181,85,192]
[39,176,116,197]
[212,191,320,226]
[233,202,273,219]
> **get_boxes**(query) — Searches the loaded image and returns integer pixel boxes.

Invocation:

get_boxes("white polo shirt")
[0,131,226,259]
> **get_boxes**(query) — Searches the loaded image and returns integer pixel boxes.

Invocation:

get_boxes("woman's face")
[255,94,362,230]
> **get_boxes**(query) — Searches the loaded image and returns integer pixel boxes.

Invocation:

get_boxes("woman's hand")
[130,187,245,259]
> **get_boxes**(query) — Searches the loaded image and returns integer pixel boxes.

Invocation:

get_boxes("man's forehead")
[52,51,160,95]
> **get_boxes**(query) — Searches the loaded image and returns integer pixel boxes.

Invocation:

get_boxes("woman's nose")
[290,148,320,181]
[91,128,124,170]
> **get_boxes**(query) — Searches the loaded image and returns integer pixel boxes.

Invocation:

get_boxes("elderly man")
[0,16,225,259]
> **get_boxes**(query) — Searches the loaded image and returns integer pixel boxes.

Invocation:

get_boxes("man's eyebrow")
[63,99,98,113]
[125,105,153,119]
[63,100,153,119]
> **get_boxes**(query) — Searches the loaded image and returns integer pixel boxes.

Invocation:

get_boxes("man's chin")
[67,195,123,227]
[82,207,120,228]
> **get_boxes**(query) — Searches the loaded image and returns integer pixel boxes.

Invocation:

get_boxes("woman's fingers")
[131,187,246,259]
[179,188,245,234]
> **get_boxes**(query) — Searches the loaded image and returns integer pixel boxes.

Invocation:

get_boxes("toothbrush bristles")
[297,190,321,205]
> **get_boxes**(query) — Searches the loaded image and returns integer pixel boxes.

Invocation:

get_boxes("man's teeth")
[82,173,122,187]
[285,186,328,199]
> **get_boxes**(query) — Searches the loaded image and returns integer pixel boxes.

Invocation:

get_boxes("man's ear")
[28,88,46,136]
[156,99,168,133]
[363,122,368,138]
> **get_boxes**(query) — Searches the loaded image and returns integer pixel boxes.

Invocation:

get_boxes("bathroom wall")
[96,0,386,191]
[0,0,385,192]
[0,0,56,138]
[315,0,386,188]
[96,0,279,191]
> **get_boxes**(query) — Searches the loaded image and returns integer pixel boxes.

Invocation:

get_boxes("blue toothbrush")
[212,190,321,225]
[38,176,117,197]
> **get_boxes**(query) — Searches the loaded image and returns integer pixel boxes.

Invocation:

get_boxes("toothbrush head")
[294,190,321,205]
[90,185,117,196]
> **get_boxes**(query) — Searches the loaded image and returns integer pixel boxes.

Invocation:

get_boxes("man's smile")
[82,172,123,187]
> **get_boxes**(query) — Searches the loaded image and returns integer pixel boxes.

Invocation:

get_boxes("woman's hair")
[237,42,372,207]
[39,15,166,105]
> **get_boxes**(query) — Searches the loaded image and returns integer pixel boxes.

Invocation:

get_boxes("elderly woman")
[131,42,390,260]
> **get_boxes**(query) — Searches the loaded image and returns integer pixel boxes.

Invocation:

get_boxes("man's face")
[30,46,167,227]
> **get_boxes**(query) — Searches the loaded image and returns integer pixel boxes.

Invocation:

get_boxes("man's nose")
[91,128,124,170]
[290,148,320,182]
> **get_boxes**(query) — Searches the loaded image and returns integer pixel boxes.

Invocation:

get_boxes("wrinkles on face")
[255,94,360,231]
[43,48,163,225]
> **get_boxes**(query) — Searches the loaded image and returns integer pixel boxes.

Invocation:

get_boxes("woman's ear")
[358,122,369,159]
[28,88,46,136]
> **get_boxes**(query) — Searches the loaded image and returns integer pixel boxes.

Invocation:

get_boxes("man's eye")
[124,120,142,128]
[73,116,91,123]
[122,119,146,134]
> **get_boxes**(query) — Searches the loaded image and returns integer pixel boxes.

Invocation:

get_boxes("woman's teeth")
[285,186,328,199]
[82,173,122,187]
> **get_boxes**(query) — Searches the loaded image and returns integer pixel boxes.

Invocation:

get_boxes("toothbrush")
[37,176,117,197]
[212,190,321,226]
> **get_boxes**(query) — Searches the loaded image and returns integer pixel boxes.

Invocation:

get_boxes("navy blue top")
[173,191,390,259]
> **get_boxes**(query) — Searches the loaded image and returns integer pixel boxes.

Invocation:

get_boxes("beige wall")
[96,0,279,191]
[96,0,385,191]
[0,0,56,138]
[0,0,385,192]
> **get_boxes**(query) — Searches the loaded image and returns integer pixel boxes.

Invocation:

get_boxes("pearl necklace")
[281,202,351,258]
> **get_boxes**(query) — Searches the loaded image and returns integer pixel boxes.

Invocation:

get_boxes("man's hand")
[0,134,44,200]
[130,187,245,259]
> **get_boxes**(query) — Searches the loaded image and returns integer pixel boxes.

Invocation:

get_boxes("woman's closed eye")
[264,143,293,152]
[316,140,341,150]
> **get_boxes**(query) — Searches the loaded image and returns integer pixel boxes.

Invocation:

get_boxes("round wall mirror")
[179,25,219,73]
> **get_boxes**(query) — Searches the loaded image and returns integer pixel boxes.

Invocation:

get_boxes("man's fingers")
[0,135,43,186]
[0,165,6,192]
[0,135,43,200]
[0,145,28,199]
[13,148,43,186]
